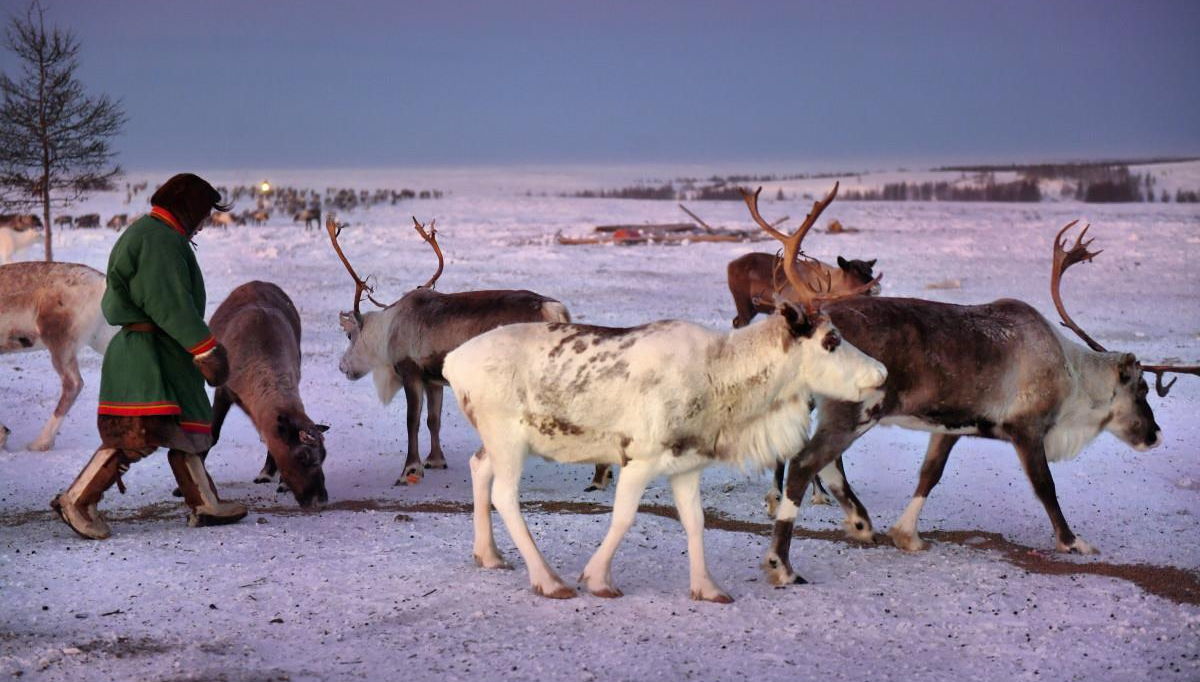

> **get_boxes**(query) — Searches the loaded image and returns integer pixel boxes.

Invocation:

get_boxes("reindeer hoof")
[584,484,600,492]
[589,586,623,599]
[810,491,832,506]
[253,475,272,484]
[844,518,876,543]
[423,458,448,470]
[764,489,781,518]
[474,553,512,570]
[533,583,576,599]
[171,486,183,498]
[27,440,53,452]
[1058,538,1099,555]
[690,589,734,604]
[887,526,927,552]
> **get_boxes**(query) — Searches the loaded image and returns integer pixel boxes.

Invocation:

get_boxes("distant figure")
[51,173,247,540]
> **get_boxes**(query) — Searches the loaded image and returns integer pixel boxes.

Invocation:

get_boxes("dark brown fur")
[765,295,1161,581]
[208,281,328,507]
[727,252,877,329]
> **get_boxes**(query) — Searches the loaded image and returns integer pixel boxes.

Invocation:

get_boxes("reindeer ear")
[837,255,850,269]
[780,302,816,339]
[867,259,877,268]
[315,424,330,433]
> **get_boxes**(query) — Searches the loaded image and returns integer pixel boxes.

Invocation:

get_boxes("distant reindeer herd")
[1,183,1196,603]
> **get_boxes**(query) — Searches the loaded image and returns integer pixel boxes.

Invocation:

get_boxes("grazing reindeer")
[293,207,321,230]
[328,216,571,485]
[74,214,100,228]
[585,201,883,494]
[206,281,330,507]
[106,214,129,230]
[442,185,886,601]
[760,216,1198,586]
[0,227,42,264]
[0,262,117,450]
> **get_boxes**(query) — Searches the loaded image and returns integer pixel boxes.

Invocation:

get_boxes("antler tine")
[1050,221,1106,352]
[413,216,444,289]
[1139,365,1200,397]
[326,216,385,320]
[744,182,879,311]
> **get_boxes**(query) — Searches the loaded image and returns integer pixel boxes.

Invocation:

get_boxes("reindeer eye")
[822,331,841,352]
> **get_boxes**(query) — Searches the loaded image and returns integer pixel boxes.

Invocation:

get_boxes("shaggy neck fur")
[354,309,404,404]
[1044,342,1118,462]
[704,317,814,473]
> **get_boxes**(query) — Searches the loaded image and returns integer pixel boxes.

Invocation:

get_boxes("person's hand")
[194,343,229,387]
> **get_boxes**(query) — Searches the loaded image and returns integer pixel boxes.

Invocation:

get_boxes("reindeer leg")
[398,373,425,485]
[29,344,83,451]
[671,467,732,603]
[486,436,573,599]
[764,401,864,586]
[764,461,785,518]
[469,448,509,569]
[585,464,612,493]
[579,459,656,598]
[818,457,874,543]
[1013,436,1097,555]
[423,383,447,469]
[888,434,960,551]
[809,475,833,506]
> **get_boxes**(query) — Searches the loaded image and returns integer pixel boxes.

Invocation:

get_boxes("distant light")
[260,181,271,194]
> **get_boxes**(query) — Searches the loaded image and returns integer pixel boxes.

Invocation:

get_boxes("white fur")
[0,228,41,264]
[0,263,116,450]
[444,312,887,601]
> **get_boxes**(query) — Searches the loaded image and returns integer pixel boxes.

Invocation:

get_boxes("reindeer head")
[836,256,882,296]
[275,414,330,508]
[744,184,887,406]
[1049,221,1191,451]
[328,216,446,381]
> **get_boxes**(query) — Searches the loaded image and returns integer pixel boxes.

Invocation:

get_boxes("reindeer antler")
[1051,221,1196,397]
[1050,221,1106,352]
[326,216,386,322]
[412,216,444,289]
[741,183,880,312]
[1139,364,1200,397]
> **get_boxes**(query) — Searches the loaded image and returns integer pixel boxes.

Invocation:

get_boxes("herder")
[51,173,246,538]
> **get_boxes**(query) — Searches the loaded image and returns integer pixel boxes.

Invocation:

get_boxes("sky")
[4,0,1199,171]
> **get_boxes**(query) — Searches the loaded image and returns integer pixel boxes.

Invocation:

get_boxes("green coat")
[97,212,216,434]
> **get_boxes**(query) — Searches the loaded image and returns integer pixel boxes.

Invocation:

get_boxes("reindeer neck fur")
[1043,336,1122,462]
[700,316,815,473]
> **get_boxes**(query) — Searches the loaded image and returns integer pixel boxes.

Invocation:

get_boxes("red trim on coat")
[188,335,217,356]
[98,401,183,417]
[179,421,212,434]
[150,206,187,236]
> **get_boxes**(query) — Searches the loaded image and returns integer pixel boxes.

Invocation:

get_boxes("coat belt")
[123,323,160,333]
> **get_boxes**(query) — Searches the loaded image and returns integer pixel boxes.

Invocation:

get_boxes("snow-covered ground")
[2,165,1198,681]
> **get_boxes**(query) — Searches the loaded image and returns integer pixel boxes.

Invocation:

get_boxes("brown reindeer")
[328,216,570,485]
[203,281,329,507]
[728,252,879,329]
[0,262,117,450]
[757,196,1197,585]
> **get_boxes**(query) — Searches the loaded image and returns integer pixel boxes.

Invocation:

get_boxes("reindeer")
[0,262,117,450]
[207,212,238,229]
[293,206,321,230]
[328,216,571,485]
[756,202,1198,586]
[74,214,100,229]
[54,215,74,228]
[584,213,882,494]
[106,214,129,230]
[727,252,880,329]
[0,227,42,264]
[442,189,885,601]
[205,281,330,507]
[0,214,42,230]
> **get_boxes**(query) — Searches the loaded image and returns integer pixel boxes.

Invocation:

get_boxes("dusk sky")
[9,0,1200,171]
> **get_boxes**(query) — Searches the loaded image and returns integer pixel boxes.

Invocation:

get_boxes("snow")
[1,164,1199,681]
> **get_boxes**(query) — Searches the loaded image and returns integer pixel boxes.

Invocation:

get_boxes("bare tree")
[0,1,125,261]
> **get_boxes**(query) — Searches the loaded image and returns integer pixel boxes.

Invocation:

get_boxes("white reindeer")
[0,227,42,264]
[0,262,117,450]
[443,187,887,602]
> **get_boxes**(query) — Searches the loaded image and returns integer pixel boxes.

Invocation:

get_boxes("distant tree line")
[841,179,1042,202]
